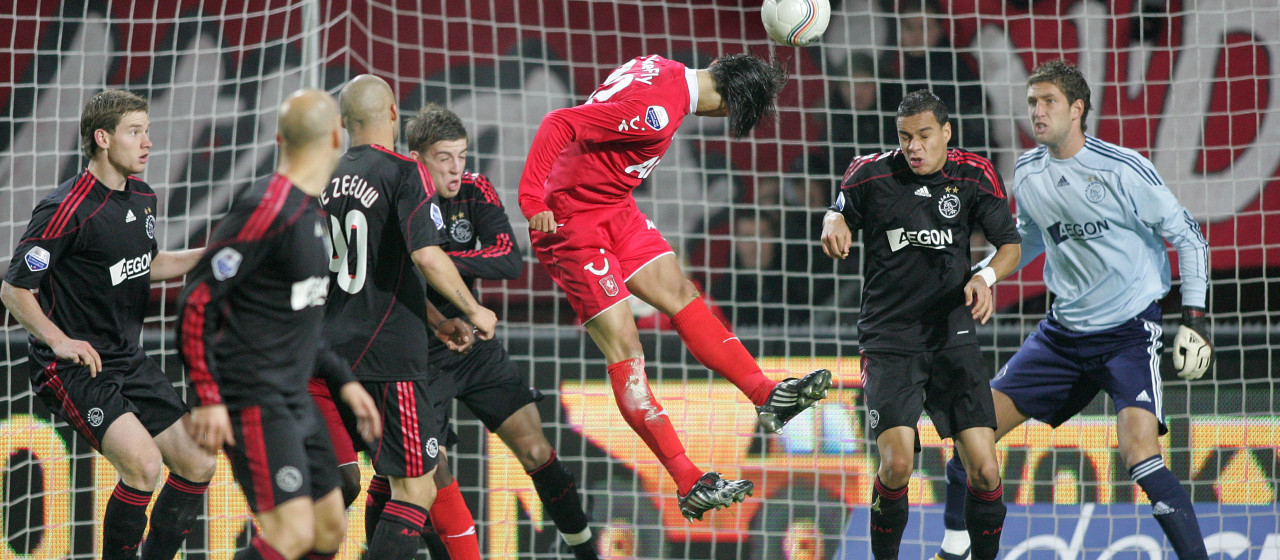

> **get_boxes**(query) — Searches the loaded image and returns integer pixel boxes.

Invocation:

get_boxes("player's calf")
[756,368,833,433]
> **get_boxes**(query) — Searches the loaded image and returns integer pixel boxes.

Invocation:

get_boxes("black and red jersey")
[427,171,522,318]
[5,170,158,369]
[832,148,1020,350]
[320,144,446,381]
[178,174,352,407]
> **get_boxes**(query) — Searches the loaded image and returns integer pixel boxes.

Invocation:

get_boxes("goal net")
[1,1,1276,559]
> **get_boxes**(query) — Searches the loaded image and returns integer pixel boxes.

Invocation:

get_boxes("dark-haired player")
[821,90,1021,560]
[178,89,382,560]
[932,59,1211,560]
[404,103,598,558]
[518,53,831,521]
[1,89,216,560]
[323,74,498,560]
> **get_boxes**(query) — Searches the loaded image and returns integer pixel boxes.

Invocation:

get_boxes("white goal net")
[1,1,1277,559]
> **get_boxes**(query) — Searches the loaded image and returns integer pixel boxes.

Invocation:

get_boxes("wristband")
[975,267,997,288]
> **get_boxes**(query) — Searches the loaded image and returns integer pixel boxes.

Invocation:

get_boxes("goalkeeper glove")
[1172,306,1212,380]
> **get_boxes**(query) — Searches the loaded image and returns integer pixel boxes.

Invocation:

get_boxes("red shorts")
[531,203,674,323]
[307,378,358,465]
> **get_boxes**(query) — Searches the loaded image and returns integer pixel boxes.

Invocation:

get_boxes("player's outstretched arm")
[820,210,853,259]
[0,281,102,376]
[412,244,497,339]
[964,242,1021,325]
[150,248,205,281]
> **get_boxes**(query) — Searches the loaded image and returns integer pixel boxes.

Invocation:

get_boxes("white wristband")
[976,266,997,288]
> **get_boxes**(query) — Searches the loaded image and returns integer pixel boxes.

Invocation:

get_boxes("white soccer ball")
[761,0,831,47]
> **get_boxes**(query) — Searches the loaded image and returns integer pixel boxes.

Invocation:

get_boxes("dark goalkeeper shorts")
[429,337,536,433]
[860,344,996,441]
[29,354,187,451]
[225,399,341,514]
[348,379,444,478]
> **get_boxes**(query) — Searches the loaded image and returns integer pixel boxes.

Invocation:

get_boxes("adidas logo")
[1136,390,1152,403]
[914,186,931,197]
[1056,176,1070,188]
[1152,501,1176,515]
[125,210,137,223]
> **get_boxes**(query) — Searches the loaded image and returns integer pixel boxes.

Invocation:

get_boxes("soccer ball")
[761,0,831,47]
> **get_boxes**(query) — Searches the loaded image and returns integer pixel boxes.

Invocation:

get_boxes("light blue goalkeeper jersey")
[1010,135,1208,332]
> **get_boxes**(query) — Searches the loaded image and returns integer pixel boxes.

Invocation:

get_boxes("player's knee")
[339,466,362,508]
[967,463,1002,492]
[173,449,217,483]
[391,472,438,508]
[514,438,553,471]
[268,520,315,559]
[312,502,348,552]
[878,455,914,484]
[116,447,165,490]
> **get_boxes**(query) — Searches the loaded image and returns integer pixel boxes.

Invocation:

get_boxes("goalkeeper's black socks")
[103,482,151,560]
[1131,455,1209,560]
[869,477,909,560]
[965,483,1006,560]
[141,473,209,560]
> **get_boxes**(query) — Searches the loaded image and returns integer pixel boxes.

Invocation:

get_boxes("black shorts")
[225,399,340,513]
[350,380,444,478]
[29,355,187,450]
[861,345,996,441]
[429,337,536,433]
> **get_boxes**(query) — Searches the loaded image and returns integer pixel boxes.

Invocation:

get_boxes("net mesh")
[1,0,1277,558]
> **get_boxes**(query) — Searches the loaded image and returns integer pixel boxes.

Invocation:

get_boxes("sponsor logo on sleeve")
[212,247,243,281]
[289,276,330,310]
[835,192,846,211]
[645,106,669,130]
[25,247,50,272]
[431,202,444,229]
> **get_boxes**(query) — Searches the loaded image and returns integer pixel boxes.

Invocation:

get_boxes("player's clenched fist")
[529,210,558,234]
[821,210,853,259]
[468,306,498,341]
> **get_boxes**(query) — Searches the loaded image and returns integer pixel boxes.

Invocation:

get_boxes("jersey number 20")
[329,210,369,294]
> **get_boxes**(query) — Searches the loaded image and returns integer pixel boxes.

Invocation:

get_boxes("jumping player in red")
[178,90,382,560]
[518,53,832,521]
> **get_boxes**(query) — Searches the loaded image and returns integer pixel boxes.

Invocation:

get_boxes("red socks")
[607,358,703,493]
[428,480,481,559]
[672,298,775,406]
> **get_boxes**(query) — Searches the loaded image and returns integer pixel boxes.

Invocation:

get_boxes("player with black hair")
[401,102,599,559]
[822,89,1022,560]
[518,53,830,522]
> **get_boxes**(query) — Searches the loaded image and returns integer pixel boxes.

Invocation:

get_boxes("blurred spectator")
[711,209,790,326]
[827,51,897,172]
[879,0,996,160]
[781,154,860,323]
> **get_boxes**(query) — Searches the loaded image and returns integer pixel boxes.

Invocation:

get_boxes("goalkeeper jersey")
[831,149,1020,350]
[1010,136,1208,332]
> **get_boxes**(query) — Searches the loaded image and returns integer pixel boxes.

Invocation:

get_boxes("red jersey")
[518,55,698,219]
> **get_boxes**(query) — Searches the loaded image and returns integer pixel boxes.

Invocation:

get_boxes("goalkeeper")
[933,59,1211,560]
